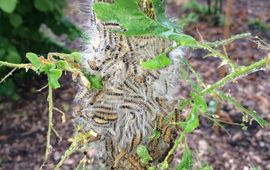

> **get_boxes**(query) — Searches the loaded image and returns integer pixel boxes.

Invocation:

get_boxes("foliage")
[0,0,269,169]
[94,0,196,46]
[248,18,269,33]
[136,145,153,165]
[0,51,92,168]
[182,0,208,15]
[0,0,81,100]
[140,53,172,70]
[181,0,224,27]
[176,146,193,170]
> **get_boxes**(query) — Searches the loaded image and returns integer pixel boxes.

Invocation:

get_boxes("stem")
[201,55,269,95]
[0,61,32,69]
[0,68,17,84]
[44,85,53,164]
[204,33,251,47]
[162,132,185,169]
[54,142,79,170]
[198,43,238,71]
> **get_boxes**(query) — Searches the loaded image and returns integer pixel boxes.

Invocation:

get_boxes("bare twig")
[0,68,17,84]
[53,107,67,123]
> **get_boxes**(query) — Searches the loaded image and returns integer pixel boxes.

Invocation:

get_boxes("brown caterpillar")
[73,0,185,169]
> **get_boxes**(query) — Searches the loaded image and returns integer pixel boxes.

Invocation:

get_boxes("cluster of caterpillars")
[73,0,184,169]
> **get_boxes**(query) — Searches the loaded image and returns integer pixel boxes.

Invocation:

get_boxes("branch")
[198,43,238,71]
[0,61,32,70]
[161,132,185,169]
[43,85,54,165]
[201,54,270,95]
[204,33,251,47]
[0,68,17,84]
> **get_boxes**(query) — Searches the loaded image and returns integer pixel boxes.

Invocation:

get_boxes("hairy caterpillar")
[73,0,185,169]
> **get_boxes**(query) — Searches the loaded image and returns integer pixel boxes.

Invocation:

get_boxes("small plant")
[0,0,81,100]
[248,18,269,33]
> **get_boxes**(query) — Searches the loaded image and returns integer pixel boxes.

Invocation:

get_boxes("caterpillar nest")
[73,0,185,169]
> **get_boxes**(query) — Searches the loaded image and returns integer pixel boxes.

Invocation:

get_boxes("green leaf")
[48,69,62,89]
[9,13,23,28]
[94,0,196,46]
[179,99,192,110]
[152,0,166,21]
[34,0,53,12]
[218,91,269,128]
[71,52,82,63]
[164,31,197,46]
[176,146,193,170]
[191,92,207,113]
[147,167,156,170]
[0,0,17,13]
[140,53,172,70]
[56,60,69,70]
[85,74,103,90]
[182,93,205,133]
[6,51,21,64]
[42,63,56,73]
[94,0,167,36]
[184,105,199,133]
[136,145,152,164]
[26,52,42,70]
[161,162,169,169]
[152,0,176,29]
[148,130,161,140]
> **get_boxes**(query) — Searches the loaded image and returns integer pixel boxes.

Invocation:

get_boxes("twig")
[201,54,270,96]
[37,84,48,92]
[43,85,54,165]
[198,42,238,71]
[204,33,251,47]
[54,142,79,170]
[0,61,32,69]
[162,132,185,169]
[0,68,17,84]
[53,107,67,123]
[52,127,62,142]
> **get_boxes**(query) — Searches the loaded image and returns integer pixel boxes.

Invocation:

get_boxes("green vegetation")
[248,18,269,33]
[0,0,81,99]
[180,0,224,27]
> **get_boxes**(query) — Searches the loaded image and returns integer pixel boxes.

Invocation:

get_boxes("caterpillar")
[73,0,185,169]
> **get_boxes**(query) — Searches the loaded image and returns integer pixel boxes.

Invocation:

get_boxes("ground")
[0,0,270,169]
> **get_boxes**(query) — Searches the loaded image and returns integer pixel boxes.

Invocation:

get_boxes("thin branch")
[198,42,238,71]
[201,54,270,95]
[0,68,17,84]
[43,85,54,165]
[162,132,185,169]
[54,142,79,170]
[53,107,67,123]
[37,84,48,92]
[204,33,251,47]
[52,127,62,142]
[0,61,32,69]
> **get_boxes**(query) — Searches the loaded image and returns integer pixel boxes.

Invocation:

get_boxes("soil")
[0,0,270,170]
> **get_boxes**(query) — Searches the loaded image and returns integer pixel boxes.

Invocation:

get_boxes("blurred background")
[0,0,269,169]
